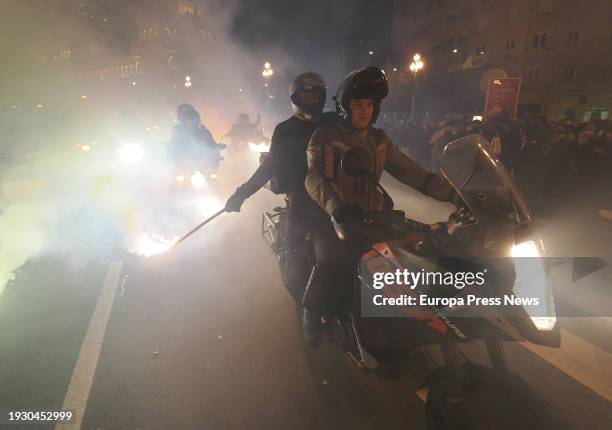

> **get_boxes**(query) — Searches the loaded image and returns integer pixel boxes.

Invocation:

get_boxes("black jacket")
[169,123,220,163]
[237,112,338,198]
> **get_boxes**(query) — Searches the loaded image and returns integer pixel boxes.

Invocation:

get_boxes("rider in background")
[169,103,225,169]
[225,113,262,148]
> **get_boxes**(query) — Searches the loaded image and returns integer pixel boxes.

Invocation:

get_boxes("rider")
[225,113,262,147]
[224,72,339,301]
[303,66,459,343]
[169,103,225,169]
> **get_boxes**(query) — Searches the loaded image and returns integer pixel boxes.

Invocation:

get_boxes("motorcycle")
[261,135,567,429]
[225,124,270,152]
[169,145,225,194]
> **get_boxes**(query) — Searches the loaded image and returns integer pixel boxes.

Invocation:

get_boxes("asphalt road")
[2,150,612,429]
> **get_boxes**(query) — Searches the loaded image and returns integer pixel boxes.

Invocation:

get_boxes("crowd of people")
[380,109,612,216]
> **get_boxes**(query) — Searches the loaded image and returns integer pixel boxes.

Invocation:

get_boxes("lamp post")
[261,61,274,113]
[409,53,424,120]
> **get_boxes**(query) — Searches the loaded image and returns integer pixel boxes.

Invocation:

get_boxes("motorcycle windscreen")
[440,135,558,339]
[440,134,530,225]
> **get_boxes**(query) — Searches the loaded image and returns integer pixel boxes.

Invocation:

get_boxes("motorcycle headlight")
[511,240,557,331]
[530,315,556,331]
[511,240,540,258]
[118,143,144,163]
[190,171,206,189]
[248,142,270,153]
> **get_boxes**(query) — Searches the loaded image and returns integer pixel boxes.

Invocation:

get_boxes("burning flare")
[133,233,178,257]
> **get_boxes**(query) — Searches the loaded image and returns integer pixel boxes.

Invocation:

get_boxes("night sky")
[228,0,393,76]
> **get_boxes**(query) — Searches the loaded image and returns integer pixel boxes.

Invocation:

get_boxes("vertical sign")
[484,78,522,119]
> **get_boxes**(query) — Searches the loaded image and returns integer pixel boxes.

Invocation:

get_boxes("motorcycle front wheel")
[425,363,572,430]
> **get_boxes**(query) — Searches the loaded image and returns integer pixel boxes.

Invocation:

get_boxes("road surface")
[1,151,611,429]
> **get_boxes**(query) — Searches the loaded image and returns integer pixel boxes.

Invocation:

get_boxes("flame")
[248,141,270,153]
[133,233,178,258]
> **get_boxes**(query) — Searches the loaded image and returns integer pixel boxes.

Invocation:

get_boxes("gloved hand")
[332,203,364,224]
[331,204,376,241]
[225,190,247,212]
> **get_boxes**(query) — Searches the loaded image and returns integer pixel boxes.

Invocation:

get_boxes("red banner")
[484,78,521,119]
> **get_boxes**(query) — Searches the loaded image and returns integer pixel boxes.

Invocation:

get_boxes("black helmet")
[335,66,388,124]
[289,72,326,121]
[238,113,249,123]
[177,103,200,123]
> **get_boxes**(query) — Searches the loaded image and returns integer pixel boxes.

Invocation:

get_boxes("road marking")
[55,261,123,429]
[520,327,612,402]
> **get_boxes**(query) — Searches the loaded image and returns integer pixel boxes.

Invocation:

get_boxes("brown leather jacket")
[305,121,454,215]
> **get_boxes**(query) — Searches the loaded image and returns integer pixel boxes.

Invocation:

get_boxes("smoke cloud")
[0,0,392,292]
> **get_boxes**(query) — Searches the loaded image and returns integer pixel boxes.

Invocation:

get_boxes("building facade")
[390,0,612,119]
[29,0,216,114]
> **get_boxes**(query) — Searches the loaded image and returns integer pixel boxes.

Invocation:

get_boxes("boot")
[302,308,323,346]
[301,264,332,346]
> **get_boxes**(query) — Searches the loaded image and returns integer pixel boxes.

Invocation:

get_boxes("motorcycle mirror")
[341,146,373,178]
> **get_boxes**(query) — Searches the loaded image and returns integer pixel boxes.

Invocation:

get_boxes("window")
[460,7,473,19]
[568,31,580,45]
[596,67,606,81]
[509,6,519,23]
[563,67,576,81]
[537,0,555,14]
[505,40,515,51]
[596,67,612,81]
[526,69,541,82]
[532,33,547,48]
[476,46,486,55]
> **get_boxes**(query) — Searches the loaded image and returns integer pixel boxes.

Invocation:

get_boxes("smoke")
[0,0,391,292]
[0,1,258,292]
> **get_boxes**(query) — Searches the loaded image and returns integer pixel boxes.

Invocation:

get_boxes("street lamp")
[262,61,274,78]
[409,53,424,76]
[409,53,424,119]
[261,61,274,113]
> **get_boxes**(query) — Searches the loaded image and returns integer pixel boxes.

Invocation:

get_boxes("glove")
[225,190,247,212]
[332,203,364,224]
